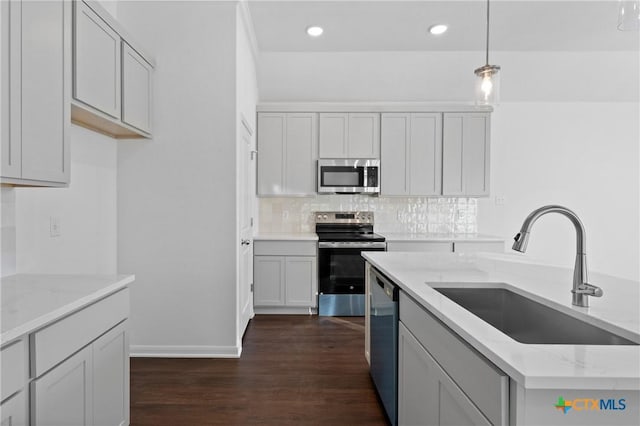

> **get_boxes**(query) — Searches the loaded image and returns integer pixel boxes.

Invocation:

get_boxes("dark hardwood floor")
[131,315,389,425]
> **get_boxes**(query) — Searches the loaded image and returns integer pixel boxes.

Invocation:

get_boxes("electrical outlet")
[282,210,289,220]
[50,216,61,237]
[495,196,506,206]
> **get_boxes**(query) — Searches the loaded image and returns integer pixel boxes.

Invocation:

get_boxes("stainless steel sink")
[433,287,638,345]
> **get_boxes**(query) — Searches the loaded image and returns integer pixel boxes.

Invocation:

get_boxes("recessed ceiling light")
[429,24,448,35]
[306,26,324,37]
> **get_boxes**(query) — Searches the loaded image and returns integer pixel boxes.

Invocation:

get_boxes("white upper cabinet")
[381,113,442,196]
[122,42,153,134]
[257,112,318,196]
[442,113,491,197]
[73,0,121,119]
[71,0,154,139]
[1,0,71,186]
[319,113,380,158]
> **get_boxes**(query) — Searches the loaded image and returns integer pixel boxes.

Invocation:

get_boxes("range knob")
[317,214,322,220]
[323,214,328,220]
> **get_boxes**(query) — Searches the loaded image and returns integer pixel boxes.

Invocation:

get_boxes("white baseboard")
[130,344,241,358]
[254,307,317,315]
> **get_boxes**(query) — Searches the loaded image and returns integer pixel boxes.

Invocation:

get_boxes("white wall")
[117,0,241,357]
[1,127,118,277]
[258,50,638,103]
[257,49,640,281]
[14,126,118,274]
[479,102,640,281]
[0,0,119,279]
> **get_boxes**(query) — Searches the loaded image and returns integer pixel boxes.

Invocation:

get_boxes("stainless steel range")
[316,211,386,316]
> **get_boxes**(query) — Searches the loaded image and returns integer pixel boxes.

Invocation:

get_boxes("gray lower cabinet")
[32,345,93,426]
[257,113,318,196]
[1,288,130,426]
[253,241,317,310]
[31,320,129,426]
[1,0,71,186]
[0,390,27,426]
[399,290,509,426]
[92,321,130,426]
[399,323,491,426]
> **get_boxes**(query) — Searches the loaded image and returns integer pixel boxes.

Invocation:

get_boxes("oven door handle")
[318,241,387,249]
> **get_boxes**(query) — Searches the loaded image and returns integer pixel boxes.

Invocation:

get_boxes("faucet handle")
[573,283,603,297]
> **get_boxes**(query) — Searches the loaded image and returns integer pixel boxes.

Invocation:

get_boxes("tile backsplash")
[259,196,477,234]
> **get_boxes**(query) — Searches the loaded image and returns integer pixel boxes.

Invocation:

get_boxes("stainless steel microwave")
[317,159,380,194]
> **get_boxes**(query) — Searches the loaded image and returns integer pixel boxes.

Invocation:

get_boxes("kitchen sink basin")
[433,287,638,345]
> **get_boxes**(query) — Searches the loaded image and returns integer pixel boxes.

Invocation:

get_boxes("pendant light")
[618,0,640,31]
[474,0,501,105]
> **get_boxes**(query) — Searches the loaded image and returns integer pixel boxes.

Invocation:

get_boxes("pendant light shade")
[475,0,501,105]
[618,0,640,31]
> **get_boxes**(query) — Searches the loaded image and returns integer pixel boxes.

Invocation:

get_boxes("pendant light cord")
[485,0,491,66]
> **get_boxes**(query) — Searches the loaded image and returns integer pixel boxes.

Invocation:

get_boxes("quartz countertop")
[253,233,318,241]
[362,251,640,390]
[379,232,504,242]
[1,274,134,345]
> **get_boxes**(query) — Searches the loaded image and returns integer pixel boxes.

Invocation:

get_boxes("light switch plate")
[50,216,61,237]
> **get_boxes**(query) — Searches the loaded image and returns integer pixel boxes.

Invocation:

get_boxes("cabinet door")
[381,113,409,196]
[32,345,93,426]
[348,113,380,158]
[257,113,285,196]
[443,113,490,196]
[285,256,317,307]
[93,321,129,426]
[74,0,121,119]
[253,256,285,306]
[4,0,71,184]
[319,113,348,158]
[410,113,442,196]
[1,0,20,179]
[398,323,491,426]
[122,42,152,134]
[0,391,27,426]
[284,113,317,196]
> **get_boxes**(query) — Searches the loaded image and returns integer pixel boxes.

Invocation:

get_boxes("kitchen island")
[363,251,640,425]
[1,274,133,426]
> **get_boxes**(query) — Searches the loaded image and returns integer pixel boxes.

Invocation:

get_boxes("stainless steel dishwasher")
[369,267,399,426]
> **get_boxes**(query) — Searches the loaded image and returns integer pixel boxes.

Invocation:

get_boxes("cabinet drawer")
[254,240,316,256]
[32,288,129,377]
[399,291,508,426]
[387,241,453,252]
[1,339,26,401]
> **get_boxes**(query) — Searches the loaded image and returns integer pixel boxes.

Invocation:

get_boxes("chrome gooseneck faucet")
[512,205,603,307]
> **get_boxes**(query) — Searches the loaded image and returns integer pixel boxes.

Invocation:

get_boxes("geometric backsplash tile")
[259,195,477,234]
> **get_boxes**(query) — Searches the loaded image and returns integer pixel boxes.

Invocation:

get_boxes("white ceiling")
[248,0,640,52]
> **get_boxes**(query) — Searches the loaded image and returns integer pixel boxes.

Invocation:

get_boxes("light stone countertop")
[362,251,640,390]
[253,233,318,241]
[1,274,134,345]
[380,232,504,242]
